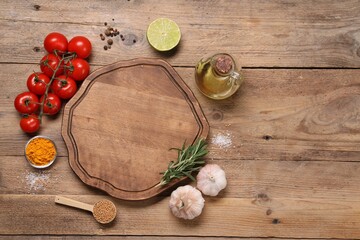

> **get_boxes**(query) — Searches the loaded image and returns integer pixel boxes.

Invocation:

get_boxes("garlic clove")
[196,164,227,196]
[169,185,205,220]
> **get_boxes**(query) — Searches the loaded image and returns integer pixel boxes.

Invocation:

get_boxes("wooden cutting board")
[62,58,209,200]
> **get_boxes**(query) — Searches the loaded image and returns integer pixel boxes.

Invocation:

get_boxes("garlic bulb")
[169,185,205,220]
[197,164,227,196]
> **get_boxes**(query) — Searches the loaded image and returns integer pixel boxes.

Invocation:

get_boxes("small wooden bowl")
[24,135,57,169]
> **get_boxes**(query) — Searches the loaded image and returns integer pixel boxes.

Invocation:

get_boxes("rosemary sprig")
[158,138,208,186]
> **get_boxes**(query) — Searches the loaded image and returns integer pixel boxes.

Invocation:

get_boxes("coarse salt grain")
[211,133,232,149]
[25,170,50,192]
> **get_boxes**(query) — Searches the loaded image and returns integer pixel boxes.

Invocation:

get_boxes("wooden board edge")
[61,58,210,201]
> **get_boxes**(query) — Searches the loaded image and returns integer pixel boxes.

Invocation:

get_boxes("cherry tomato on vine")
[20,114,40,133]
[26,72,50,95]
[14,92,40,114]
[40,54,63,78]
[40,93,62,115]
[51,75,77,99]
[65,58,90,81]
[44,32,68,54]
[68,36,92,59]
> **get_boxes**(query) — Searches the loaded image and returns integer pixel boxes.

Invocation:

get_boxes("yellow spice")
[26,138,56,166]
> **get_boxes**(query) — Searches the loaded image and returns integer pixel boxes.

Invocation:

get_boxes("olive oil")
[195,53,242,100]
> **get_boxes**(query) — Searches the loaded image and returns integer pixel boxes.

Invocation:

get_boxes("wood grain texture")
[1,0,360,67]
[1,194,360,238]
[62,59,209,200]
[0,237,304,240]
[0,238,295,240]
[2,156,360,200]
[195,68,360,162]
[2,1,360,238]
[2,64,360,162]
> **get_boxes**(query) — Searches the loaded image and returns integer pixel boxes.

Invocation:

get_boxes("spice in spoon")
[93,199,117,224]
[55,196,117,224]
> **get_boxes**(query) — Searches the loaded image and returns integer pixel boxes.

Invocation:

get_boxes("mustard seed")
[93,199,116,224]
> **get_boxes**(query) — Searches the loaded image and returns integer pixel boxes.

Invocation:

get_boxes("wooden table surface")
[1,1,360,239]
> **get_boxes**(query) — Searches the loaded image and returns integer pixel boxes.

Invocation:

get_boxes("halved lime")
[146,18,181,51]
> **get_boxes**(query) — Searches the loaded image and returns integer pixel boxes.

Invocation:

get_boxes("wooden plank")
[0,156,102,196]
[2,64,360,162]
[0,236,309,240]
[0,0,360,67]
[0,237,298,240]
[1,194,360,238]
[199,68,360,162]
[2,156,360,200]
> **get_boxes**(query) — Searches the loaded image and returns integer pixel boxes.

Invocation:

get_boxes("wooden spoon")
[55,196,117,224]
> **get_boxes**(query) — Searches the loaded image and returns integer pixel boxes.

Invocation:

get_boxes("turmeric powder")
[25,137,56,166]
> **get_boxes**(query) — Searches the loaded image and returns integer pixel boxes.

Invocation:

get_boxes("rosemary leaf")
[158,138,208,186]
[183,172,196,181]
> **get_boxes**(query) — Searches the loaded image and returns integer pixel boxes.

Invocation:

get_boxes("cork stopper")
[215,55,233,74]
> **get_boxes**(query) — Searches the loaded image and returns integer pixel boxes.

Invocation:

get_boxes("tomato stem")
[38,52,76,123]
[60,80,68,87]
[24,99,31,107]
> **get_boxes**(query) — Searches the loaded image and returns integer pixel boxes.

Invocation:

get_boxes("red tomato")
[40,93,62,115]
[20,114,40,133]
[26,72,50,95]
[65,58,90,81]
[40,54,63,77]
[44,32,68,54]
[14,92,40,114]
[51,75,77,99]
[68,36,92,59]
